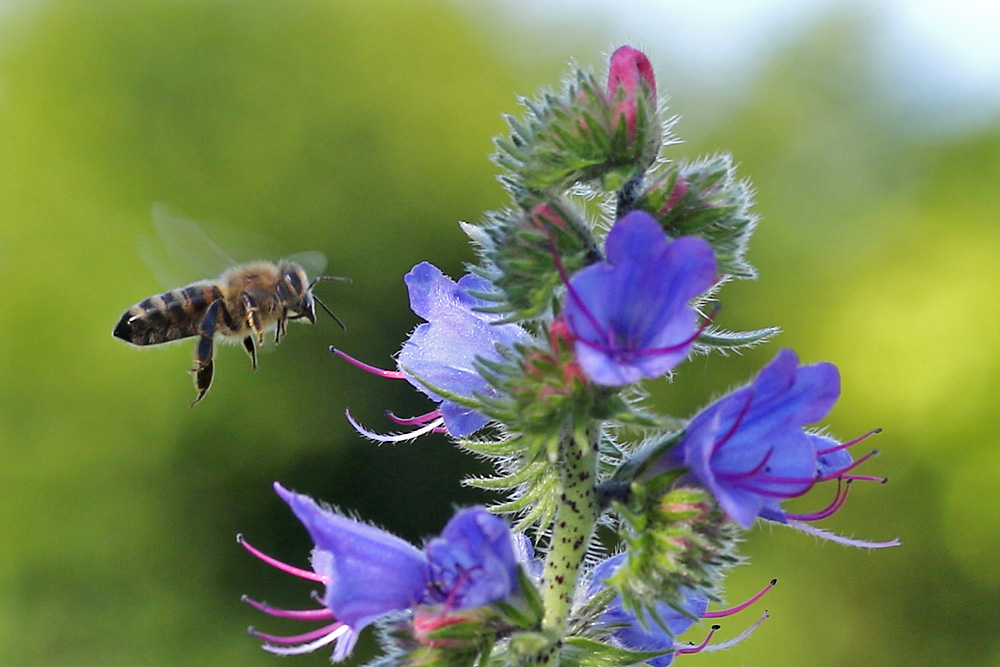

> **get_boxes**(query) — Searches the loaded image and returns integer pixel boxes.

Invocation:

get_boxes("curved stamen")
[783,519,901,549]
[331,348,406,379]
[816,428,881,456]
[703,579,776,619]
[346,409,446,443]
[699,611,769,653]
[251,622,347,646]
[783,480,851,522]
[715,446,775,481]
[237,535,328,584]
[817,449,880,482]
[727,478,814,499]
[675,624,720,655]
[258,624,351,656]
[241,595,335,621]
[386,410,441,426]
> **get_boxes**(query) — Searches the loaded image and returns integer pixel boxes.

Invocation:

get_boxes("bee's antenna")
[310,276,349,330]
[310,276,352,286]
[314,296,346,331]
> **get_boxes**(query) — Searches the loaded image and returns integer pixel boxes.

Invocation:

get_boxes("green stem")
[537,419,599,659]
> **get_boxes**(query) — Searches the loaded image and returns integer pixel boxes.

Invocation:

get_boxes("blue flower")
[562,211,716,386]
[240,484,523,660]
[588,553,771,666]
[590,555,707,667]
[335,262,529,440]
[660,349,840,528]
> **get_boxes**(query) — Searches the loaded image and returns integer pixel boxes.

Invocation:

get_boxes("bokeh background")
[1,0,997,665]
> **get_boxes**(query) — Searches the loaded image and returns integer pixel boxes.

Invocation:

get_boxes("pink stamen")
[250,621,346,645]
[717,446,775,481]
[331,348,405,380]
[817,449,880,482]
[386,410,441,426]
[816,428,881,456]
[241,595,335,621]
[782,480,851,522]
[703,579,776,619]
[237,535,328,584]
[675,624,719,655]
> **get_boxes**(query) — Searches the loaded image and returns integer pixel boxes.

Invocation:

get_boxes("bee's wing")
[138,203,240,287]
[285,250,328,280]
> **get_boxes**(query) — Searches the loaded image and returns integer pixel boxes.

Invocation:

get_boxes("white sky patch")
[455,0,1000,135]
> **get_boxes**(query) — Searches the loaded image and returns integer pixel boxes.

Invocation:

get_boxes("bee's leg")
[275,311,287,344]
[190,301,221,406]
[241,293,264,346]
[242,336,258,371]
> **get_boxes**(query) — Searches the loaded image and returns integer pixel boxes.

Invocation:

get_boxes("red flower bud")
[607,46,657,138]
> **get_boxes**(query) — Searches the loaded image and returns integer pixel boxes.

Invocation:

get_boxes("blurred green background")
[0,1,997,665]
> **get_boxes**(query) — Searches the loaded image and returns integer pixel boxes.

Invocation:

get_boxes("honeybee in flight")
[113,205,347,405]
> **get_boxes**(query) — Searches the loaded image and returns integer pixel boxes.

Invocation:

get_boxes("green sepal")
[694,324,780,355]
[635,154,759,280]
[562,637,672,667]
[492,68,661,194]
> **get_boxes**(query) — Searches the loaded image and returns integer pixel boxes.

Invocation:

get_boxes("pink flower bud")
[607,46,657,138]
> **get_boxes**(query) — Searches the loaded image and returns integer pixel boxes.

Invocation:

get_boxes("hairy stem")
[534,419,599,662]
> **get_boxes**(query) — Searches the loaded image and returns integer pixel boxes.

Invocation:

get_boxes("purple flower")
[335,262,530,441]
[588,553,769,666]
[562,211,716,386]
[240,484,522,660]
[655,349,899,548]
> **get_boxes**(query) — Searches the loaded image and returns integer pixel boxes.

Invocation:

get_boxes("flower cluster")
[240,45,899,666]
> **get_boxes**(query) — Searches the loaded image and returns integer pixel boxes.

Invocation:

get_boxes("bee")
[113,206,347,405]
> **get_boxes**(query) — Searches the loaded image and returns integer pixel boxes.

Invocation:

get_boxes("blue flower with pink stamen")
[655,349,898,547]
[561,211,717,386]
[335,262,530,441]
[240,484,522,661]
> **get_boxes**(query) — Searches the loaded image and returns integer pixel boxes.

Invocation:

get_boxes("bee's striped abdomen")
[113,283,217,346]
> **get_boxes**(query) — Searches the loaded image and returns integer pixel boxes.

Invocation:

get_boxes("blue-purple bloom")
[562,211,716,386]
[336,262,530,440]
[241,483,522,661]
[398,262,530,436]
[588,553,768,666]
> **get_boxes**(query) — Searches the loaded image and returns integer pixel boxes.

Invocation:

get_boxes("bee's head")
[280,262,348,329]
[280,263,317,323]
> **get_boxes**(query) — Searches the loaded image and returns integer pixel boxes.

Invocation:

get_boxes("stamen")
[331,348,406,379]
[703,579,776,619]
[783,520,901,549]
[782,480,851,522]
[237,535,328,584]
[386,410,441,426]
[816,428,881,456]
[675,624,720,655]
[241,595,335,621]
[258,624,351,656]
[251,622,346,646]
[817,449,880,482]
[699,611,769,653]
[346,409,446,443]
